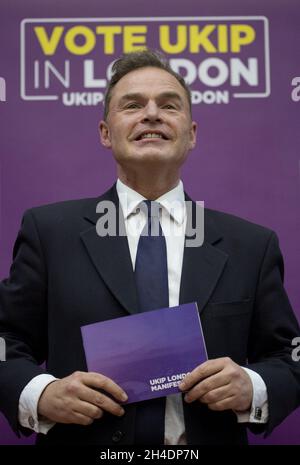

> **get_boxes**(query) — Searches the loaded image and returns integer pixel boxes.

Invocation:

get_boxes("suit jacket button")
[112,430,124,443]
[28,416,35,429]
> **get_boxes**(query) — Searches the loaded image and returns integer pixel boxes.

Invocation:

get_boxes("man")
[0,50,300,445]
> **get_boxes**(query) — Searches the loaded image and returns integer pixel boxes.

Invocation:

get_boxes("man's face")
[99,67,197,172]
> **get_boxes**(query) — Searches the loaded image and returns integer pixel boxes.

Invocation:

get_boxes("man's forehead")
[112,67,186,99]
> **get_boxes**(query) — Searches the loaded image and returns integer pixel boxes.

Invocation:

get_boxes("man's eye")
[163,104,176,110]
[125,103,141,109]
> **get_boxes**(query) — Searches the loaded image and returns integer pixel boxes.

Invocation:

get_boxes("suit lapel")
[179,196,228,313]
[80,185,138,315]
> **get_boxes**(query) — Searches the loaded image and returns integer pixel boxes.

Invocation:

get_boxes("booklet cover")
[81,302,207,403]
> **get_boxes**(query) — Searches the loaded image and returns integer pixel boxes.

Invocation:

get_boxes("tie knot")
[142,200,161,220]
[138,200,163,237]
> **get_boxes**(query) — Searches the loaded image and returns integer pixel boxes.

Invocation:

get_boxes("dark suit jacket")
[0,185,299,445]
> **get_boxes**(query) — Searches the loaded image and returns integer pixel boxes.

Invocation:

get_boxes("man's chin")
[117,150,174,168]
[135,149,169,162]
[136,155,171,168]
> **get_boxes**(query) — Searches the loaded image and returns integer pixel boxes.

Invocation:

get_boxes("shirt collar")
[116,178,186,225]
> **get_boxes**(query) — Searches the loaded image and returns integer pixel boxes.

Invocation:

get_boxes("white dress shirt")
[18,179,268,442]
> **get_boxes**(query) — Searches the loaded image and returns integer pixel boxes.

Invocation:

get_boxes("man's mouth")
[135,131,168,141]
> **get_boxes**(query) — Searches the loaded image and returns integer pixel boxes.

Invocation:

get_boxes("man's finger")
[187,384,232,405]
[72,411,95,426]
[74,371,128,403]
[179,358,228,391]
[183,373,230,403]
[207,395,236,412]
[79,389,125,417]
[75,400,104,420]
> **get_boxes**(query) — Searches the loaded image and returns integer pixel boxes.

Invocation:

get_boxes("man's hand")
[38,371,128,425]
[179,357,253,412]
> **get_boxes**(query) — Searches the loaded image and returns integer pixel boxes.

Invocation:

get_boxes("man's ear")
[189,121,197,150]
[99,120,112,149]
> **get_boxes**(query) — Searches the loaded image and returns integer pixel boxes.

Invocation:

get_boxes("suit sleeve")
[0,209,49,435]
[247,232,300,436]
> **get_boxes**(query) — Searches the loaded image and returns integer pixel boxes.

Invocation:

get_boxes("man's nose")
[141,101,162,122]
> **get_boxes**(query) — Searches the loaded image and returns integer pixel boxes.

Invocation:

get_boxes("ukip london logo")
[20,16,270,106]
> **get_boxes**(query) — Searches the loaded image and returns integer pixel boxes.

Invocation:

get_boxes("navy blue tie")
[134,200,168,444]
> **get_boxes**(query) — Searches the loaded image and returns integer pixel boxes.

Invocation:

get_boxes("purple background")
[0,0,299,445]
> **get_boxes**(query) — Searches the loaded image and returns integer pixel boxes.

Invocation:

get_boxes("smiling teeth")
[140,133,163,139]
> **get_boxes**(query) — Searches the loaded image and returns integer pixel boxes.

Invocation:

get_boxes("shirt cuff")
[235,367,269,423]
[18,374,58,434]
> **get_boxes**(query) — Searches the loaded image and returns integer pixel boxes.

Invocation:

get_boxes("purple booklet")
[81,302,207,403]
